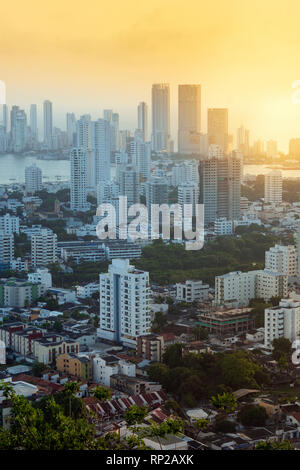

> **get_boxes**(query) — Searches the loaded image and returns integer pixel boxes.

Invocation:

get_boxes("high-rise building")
[118,164,140,208]
[31,228,57,268]
[215,269,288,307]
[10,106,27,153]
[265,244,297,277]
[178,84,201,154]
[289,138,300,158]
[264,170,282,204]
[0,214,20,235]
[98,259,151,347]
[91,119,111,185]
[146,177,168,211]
[266,140,278,159]
[130,138,151,181]
[70,148,89,211]
[151,83,170,152]
[1,104,8,132]
[265,299,300,348]
[207,108,228,152]
[30,104,38,142]
[66,113,76,146]
[137,102,148,142]
[198,146,242,224]
[25,164,42,194]
[0,233,14,266]
[178,182,199,216]
[237,126,250,157]
[43,100,53,149]
[111,113,120,152]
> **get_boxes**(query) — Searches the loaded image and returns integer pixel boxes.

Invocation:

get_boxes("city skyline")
[1,0,300,151]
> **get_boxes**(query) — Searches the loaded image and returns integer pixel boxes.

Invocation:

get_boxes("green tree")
[238,404,267,427]
[163,343,183,368]
[255,440,294,450]
[92,386,111,402]
[272,338,292,362]
[32,361,48,378]
[210,392,237,414]
[124,404,148,426]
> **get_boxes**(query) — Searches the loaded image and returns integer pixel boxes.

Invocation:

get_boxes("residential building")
[198,146,242,224]
[264,171,282,204]
[98,259,151,347]
[110,374,161,395]
[214,218,233,236]
[31,228,57,268]
[215,269,288,307]
[0,214,20,235]
[0,233,14,265]
[76,282,99,299]
[28,268,52,289]
[176,279,209,303]
[137,334,165,362]
[56,353,92,381]
[0,279,45,307]
[25,164,42,194]
[178,182,199,216]
[265,244,297,276]
[70,148,89,211]
[92,354,136,386]
[264,299,300,348]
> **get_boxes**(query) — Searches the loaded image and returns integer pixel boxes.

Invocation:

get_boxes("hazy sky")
[2,0,300,151]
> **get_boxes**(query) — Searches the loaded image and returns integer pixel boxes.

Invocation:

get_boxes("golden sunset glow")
[2,0,300,150]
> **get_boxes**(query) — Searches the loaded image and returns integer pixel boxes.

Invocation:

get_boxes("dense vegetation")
[148,345,270,408]
[135,232,276,285]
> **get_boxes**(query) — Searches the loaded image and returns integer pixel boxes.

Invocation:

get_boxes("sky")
[1,0,300,152]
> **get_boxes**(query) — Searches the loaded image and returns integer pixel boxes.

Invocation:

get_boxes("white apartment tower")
[0,214,20,235]
[151,84,170,152]
[178,182,199,216]
[98,259,151,348]
[265,244,297,277]
[31,228,57,268]
[137,102,148,142]
[0,233,14,265]
[265,299,300,348]
[264,170,282,204]
[70,148,89,211]
[25,164,42,194]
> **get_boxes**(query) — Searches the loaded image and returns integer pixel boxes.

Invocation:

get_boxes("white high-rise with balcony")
[265,244,297,277]
[264,170,282,204]
[25,164,42,194]
[151,83,170,152]
[98,259,151,348]
[70,148,89,212]
[264,299,300,348]
[31,228,57,268]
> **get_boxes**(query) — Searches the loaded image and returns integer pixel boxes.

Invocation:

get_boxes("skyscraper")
[137,102,148,142]
[70,148,89,211]
[151,83,170,152]
[10,106,27,153]
[178,84,201,154]
[25,164,42,194]
[237,125,250,157]
[98,259,151,347]
[43,100,53,149]
[66,113,76,147]
[91,118,111,185]
[207,108,228,153]
[117,164,140,208]
[30,104,38,142]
